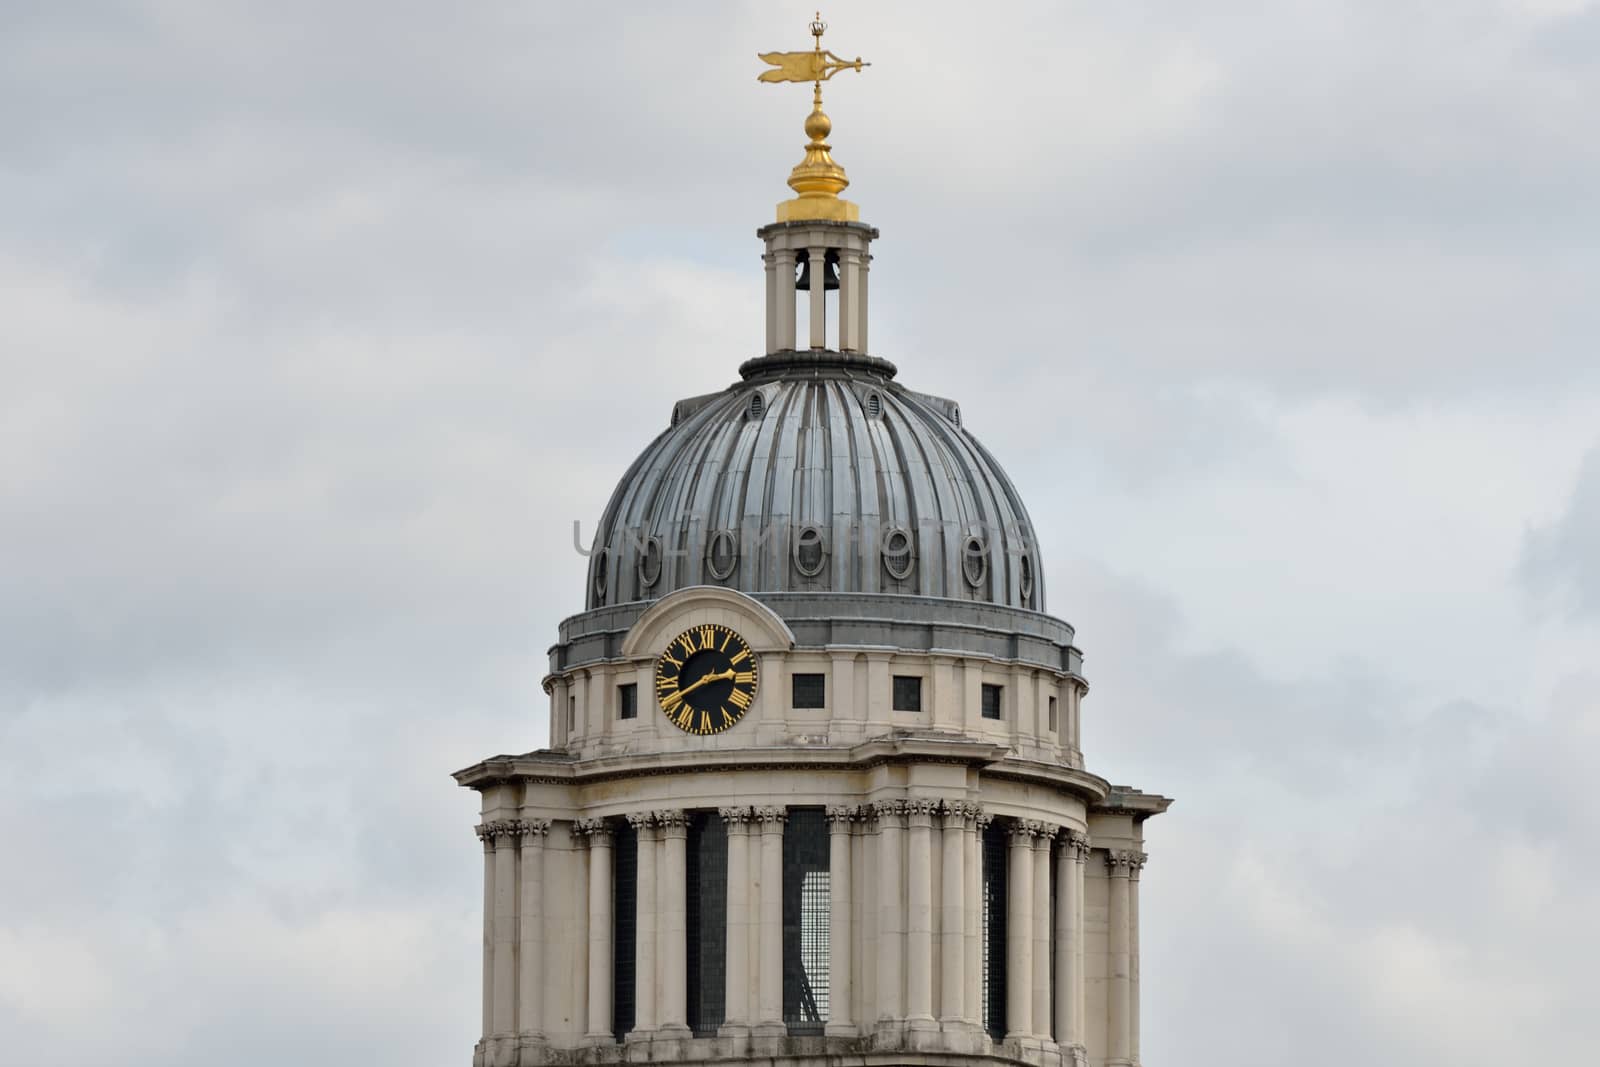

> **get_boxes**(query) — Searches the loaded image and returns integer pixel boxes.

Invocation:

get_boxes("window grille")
[782,808,829,1035]
[982,683,1003,720]
[686,812,729,1037]
[893,675,923,712]
[981,819,1008,1042]
[792,673,826,709]
[612,820,638,1041]
[618,683,637,720]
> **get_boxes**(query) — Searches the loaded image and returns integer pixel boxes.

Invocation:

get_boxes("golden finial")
[757,13,870,222]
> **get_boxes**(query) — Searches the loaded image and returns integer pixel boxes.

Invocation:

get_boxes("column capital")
[753,805,787,829]
[1066,830,1091,860]
[825,804,861,826]
[1106,848,1145,875]
[719,804,752,824]
[1129,851,1149,880]
[974,806,994,830]
[905,798,939,828]
[871,798,907,825]
[574,817,613,846]
[477,819,539,846]
[518,818,551,842]
[654,809,689,837]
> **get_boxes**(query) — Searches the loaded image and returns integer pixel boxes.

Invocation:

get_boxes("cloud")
[1522,444,1600,619]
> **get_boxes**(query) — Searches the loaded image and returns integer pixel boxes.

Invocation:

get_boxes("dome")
[586,353,1045,612]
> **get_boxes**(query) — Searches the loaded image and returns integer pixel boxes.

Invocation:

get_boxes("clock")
[655,624,758,735]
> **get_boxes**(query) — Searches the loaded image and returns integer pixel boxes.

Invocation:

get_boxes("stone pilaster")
[575,818,614,1045]
[1105,849,1140,1067]
[626,812,658,1037]
[904,799,937,1030]
[488,820,522,1052]
[517,820,551,1049]
[475,823,495,1060]
[1130,851,1148,1067]
[873,799,906,1029]
[656,810,692,1038]
[718,807,753,1036]
[753,806,787,1036]
[938,801,968,1030]
[1005,821,1037,1042]
[1055,831,1089,1061]
[825,805,858,1036]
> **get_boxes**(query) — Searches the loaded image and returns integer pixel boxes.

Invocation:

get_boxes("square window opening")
[792,673,826,709]
[893,675,923,712]
[981,683,1003,720]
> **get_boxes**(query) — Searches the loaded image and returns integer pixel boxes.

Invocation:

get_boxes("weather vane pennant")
[757,12,870,84]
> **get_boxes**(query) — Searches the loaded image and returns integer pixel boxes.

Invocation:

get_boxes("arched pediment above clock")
[620,585,797,659]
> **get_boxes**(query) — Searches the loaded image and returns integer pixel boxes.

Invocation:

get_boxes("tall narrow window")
[1048,695,1058,732]
[568,694,576,732]
[618,683,637,720]
[686,812,729,1037]
[782,808,830,1034]
[981,819,1008,1041]
[612,820,638,1041]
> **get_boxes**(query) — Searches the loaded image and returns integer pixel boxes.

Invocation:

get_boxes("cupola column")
[774,248,797,351]
[807,243,828,348]
[838,248,862,352]
[763,252,779,355]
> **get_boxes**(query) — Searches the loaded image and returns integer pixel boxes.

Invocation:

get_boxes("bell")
[794,251,841,292]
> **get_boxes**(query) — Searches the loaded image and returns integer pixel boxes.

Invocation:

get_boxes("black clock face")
[655,624,758,735]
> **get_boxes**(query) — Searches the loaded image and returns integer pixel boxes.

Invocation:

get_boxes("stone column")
[1005,822,1036,1042]
[825,806,857,1036]
[719,807,752,1034]
[807,244,827,349]
[938,802,966,1030]
[1130,852,1147,1066]
[475,824,495,1059]
[754,806,787,1035]
[859,252,871,354]
[905,799,937,1029]
[764,251,778,354]
[838,247,861,352]
[875,800,906,1027]
[657,811,691,1037]
[774,248,797,351]
[627,813,658,1036]
[1032,829,1053,1042]
[963,807,987,1027]
[518,820,551,1043]
[491,821,520,1042]
[1106,850,1136,1066]
[579,819,615,1044]
[1055,831,1088,1055]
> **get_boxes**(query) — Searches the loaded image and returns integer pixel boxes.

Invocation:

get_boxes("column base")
[514,1035,548,1067]
[654,1023,693,1040]
[715,1022,751,1039]
[580,1031,615,1048]
[622,1027,655,1044]
[486,1034,521,1067]
[906,1013,939,1032]
[823,1021,859,1038]
[750,1020,788,1038]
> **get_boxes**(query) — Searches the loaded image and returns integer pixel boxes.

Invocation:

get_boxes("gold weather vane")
[758,13,870,222]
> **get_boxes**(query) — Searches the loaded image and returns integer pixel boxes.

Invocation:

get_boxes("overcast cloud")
[3,2,1597,1064]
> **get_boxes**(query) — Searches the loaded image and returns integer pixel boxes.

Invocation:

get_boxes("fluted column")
[1130,852,1147,1066]
[875,800,906,1027]
[963,807,987,1027]
[754,806,787,1035]
[658,811,691,1037]
[491,821,520,1041]
[1032,828,1053,1042]
[1055,831,1088,1054]
[627,813,657,1036]
[579,819,615,1044]
[1106,850,1136,1066]
[938,802,967,1029]
[719,807,753,1034]
[807,244,827,348]
[1005,822,1036,1042]
[905,799,937,1028]
[825,806,857,1036]
[518,820,551,1041]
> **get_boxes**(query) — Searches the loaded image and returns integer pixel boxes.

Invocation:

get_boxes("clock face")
[655,624,758,735]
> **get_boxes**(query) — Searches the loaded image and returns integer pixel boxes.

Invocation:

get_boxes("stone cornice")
[1092,786,1175,822]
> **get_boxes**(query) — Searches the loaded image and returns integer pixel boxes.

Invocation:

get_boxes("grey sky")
[3,1,1597,1063]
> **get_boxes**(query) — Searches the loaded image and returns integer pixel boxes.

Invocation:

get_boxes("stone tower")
[454,18,1170,1067]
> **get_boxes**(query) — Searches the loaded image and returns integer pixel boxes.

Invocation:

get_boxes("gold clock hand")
[673,669,735,701]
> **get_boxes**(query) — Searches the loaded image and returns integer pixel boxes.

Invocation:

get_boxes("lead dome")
[587,351,1044,612]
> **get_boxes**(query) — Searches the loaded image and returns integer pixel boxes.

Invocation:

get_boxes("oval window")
[882,526,914,580]
[794,525,827,577]
[748,392,765,420]
[1019,551,1034,600]
[639,535,663,588]
[593,548,610,599]
[706,530,738,580]
[961,535,988,588]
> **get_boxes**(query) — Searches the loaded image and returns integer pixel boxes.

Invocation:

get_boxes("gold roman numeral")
[729,688,752,710]
[661,652,683,670]
[698,626,715,650]
[676,633,696,657]
[720,708,737,727]
[734,670,755,685]
[674,704,694,729]
[698,710,711,733]
[729,647,749,666]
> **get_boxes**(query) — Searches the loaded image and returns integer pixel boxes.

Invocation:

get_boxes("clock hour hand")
[672,668,735,701]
